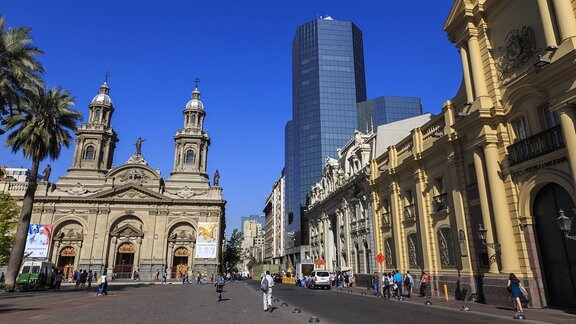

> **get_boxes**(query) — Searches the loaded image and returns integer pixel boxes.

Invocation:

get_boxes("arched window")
[437,227,456,268]
[84,146,95,160]
[384,237,395,269]
[94,109,101,122]
[185,150,195,164]
[407,233,421,269]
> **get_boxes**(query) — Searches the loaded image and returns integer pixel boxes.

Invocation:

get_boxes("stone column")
[472,149,500,274]
[107,237,117,277]
[557,106,576,185]
[459,45,475,103]
[467,35,488,98]
[483,143,520,273]
[552,0,576,41]
[537,0,558,48]
[390,181,405,270]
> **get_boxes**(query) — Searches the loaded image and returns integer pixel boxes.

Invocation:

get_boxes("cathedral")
[1,81,226,280]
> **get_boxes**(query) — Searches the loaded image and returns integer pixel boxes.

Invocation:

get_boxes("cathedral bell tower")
[68,80,118,174]
[165,83,211,188]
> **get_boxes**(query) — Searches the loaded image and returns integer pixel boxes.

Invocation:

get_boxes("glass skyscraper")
[285,16,366,252]
[357,96,423,133]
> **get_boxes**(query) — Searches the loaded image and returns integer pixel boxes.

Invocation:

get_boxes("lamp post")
[555,209,576,240]
[476,223,501,251]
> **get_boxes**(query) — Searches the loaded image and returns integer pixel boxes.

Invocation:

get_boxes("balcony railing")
[432,193,448,212]
[507,125,565,166]
[403,204,417,221]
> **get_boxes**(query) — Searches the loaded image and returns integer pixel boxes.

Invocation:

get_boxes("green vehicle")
[18,261,55,284]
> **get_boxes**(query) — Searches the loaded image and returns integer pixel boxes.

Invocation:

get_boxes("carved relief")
[497,26,541,79]
[56,182,101,196]
[118,169,150,185]
[169,186,207,199]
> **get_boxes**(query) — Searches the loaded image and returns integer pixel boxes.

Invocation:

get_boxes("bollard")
[273,298,280,302]
[281,302,288,307]
[425,300,432,305]
[293,308,302,313]
[514,313,526,320]
[444,284,448,301]
[460,306,470,311]
[308,317,320,323]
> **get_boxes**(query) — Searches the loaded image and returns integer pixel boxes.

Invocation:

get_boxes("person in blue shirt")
[214,273,225,301]
[393,270,404,300]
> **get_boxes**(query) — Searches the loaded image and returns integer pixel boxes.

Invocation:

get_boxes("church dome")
[185,87,204,110]
[91,81,113,106]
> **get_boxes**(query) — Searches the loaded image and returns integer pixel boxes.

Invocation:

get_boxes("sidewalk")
[343,284,576,323]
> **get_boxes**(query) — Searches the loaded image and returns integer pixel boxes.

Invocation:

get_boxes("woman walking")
[507,273,528,315]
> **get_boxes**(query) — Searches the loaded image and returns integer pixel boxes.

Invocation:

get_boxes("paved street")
[1,280,576,323]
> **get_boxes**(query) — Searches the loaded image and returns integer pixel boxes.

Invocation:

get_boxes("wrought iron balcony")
[432,193,448,212]
[403,204,417,221]
[507,125,565,166]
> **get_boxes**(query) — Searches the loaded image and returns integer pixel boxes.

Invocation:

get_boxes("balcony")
[403,204,417,221]
[507,125,565,166]
[381,212,391,229]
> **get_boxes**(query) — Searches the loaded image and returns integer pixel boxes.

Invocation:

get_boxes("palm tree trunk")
[4,158,40,292]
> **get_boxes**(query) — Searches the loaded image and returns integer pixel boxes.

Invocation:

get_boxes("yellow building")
[371,0,576,308]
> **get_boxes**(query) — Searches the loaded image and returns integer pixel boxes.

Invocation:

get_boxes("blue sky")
[1,0,461,234]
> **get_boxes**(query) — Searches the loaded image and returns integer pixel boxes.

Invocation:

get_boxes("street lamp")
[476,223,501,251]
[555,209,576,240]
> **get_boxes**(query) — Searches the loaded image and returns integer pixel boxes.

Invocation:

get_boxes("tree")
[222,229,243,272]
[3,86,81,291]
[0,192,19,264]
[0,15,44,118]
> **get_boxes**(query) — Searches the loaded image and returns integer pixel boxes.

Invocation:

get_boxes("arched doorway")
[57,246,76,281]
[533,183,576,308]
[172,247,189,279]
[114,242,135,279]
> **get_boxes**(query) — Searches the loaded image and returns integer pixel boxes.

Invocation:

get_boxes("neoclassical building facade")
[306,131,376,274]
[371,0,576,308]
[1,81,226,280]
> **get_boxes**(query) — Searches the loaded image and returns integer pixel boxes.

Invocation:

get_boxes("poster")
[195,222,218,259]
[24,224,52,258]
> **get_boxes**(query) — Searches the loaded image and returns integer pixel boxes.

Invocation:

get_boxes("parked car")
[308,271,331,289]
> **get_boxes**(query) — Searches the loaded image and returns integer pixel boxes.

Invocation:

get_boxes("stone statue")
[42,164,52,182]
[135,137,146,155]
[213,169,220,186]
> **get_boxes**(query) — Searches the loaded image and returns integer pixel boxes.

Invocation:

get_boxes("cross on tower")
[194,77,200,88]
[105,71,111,83]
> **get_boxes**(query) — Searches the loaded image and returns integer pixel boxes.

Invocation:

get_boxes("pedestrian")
[404,270,414,298]
[54,270,63,290]
[420,271,430,297]
[97,273,107,296]
[507,273,528,315]
[162,269,167,284]
[74,270,81,289]
[196,272,202,284]
[154,270,160,281]
[383,273,392,299]
[87,270,93,289]
[80,270,88,288]
[344,273,349,288]
[393,269,404,300]
[215,273,225,301]
[337,272,344,292]
[371,272,380,296]
[261,270,274,312]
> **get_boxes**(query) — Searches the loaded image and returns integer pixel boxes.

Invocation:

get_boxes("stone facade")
[371,0,576,308]
[1,82,226,281]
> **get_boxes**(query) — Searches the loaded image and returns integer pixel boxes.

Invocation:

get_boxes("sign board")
[315,259,325,266]
[24,224,52,258]
[376,253,385,264]
[195,222,218,259]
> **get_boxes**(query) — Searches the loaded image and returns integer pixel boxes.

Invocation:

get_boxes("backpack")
[384,277,390,286]
[404,275,411,286]
[260,277,269,292]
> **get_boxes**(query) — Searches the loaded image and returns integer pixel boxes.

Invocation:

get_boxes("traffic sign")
[376,253,385,264]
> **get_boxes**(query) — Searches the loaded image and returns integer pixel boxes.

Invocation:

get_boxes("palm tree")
[0,15,44,117]
[3,86,81,291]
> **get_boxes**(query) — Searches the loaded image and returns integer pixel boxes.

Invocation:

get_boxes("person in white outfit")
[261,270,274,312]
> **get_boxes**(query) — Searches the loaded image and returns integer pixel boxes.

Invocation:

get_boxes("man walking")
[404,271,414,298]
[261,270,274,312]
